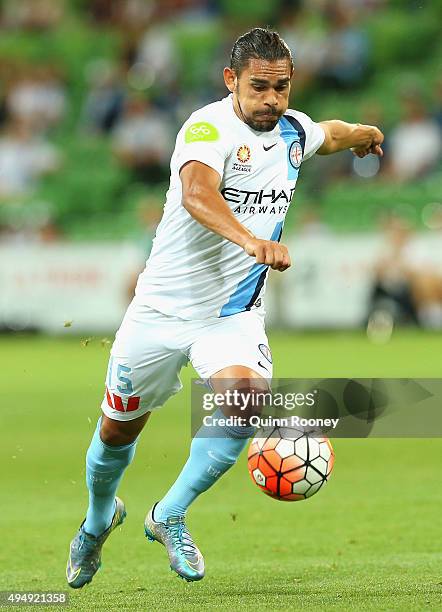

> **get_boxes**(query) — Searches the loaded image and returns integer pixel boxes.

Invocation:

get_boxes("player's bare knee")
[99,413,149,446]
[100,425,135,447]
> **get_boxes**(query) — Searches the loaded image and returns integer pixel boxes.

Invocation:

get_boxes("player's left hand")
[351,125,384,158]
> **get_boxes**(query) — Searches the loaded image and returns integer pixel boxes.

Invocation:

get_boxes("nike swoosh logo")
[66,557,81,582]
[258,361,271,373]
[185,555,202,570]
[263,143,277,151]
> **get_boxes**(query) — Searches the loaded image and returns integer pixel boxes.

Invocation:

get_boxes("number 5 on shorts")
[116,364,134,395]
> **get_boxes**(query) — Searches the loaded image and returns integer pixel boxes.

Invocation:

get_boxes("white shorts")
[101,301,273,421]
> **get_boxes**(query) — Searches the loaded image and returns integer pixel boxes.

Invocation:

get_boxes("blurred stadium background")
[0,0,441,334]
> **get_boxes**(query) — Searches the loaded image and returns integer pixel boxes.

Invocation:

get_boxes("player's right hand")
[243,238,291,271]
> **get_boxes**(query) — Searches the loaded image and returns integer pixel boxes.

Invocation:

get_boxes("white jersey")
[135,94,325,320]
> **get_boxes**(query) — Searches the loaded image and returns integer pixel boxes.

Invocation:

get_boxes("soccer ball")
[247,426,335,501]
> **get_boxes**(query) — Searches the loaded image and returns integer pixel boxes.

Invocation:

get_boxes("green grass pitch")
[2,331,442,611]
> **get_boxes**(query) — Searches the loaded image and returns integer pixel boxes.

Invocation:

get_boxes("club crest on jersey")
[236,144,251,163]
[289,140,303,169]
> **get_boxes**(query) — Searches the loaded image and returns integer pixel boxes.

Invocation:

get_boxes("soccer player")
[66,28,383,586]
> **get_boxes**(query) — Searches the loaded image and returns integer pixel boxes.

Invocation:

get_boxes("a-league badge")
[236,144,251,163]
[289,140,303,169]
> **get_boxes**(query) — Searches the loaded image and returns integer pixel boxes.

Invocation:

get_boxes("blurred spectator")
[136,16,179,89]
[112,96,172,183]
[113,0,154,31]
[0,189,63,244]
[388,89,441,182]
[279,6,327,94]
[38,220,63,243]
[319,1,370,89]
[207,16,246,100]
[1,0,64,30]
[6,65,67,133]
[86,0,117,25]
[80,60,126,134]
[0,215,62,244]
[367,216,419,326]
[368,215,442,328]
[0,120,60,199]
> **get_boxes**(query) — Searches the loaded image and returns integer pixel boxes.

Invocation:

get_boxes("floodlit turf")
[2,331,442,611]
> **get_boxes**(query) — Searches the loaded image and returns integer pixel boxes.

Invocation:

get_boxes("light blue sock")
[154,410,254,521]
[84,416,137,536]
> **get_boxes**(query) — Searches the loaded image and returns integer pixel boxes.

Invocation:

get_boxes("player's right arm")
[180,160,291,272]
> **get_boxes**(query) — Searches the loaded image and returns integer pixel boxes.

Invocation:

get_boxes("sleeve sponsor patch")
[185,121,219,143]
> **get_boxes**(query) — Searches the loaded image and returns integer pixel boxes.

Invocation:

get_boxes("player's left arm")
[317,120,384,158]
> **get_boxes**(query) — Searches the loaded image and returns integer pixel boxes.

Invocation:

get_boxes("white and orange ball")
[247,426,335,501]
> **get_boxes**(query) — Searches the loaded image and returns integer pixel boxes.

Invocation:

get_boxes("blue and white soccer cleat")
[144,504,205,582]
[66,497,126,589]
